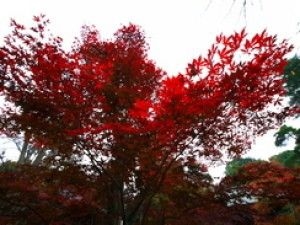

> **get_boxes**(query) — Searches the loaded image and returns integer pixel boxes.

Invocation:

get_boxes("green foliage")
[275,125,300,150]
[278,203,295,215]
[284,56,300,106]
[0,160,18,172]
[225,157,259,176]
[270,150,300,168]
[272,57,300,169]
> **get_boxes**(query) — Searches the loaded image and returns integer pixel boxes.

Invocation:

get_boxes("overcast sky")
[2,0,300,73]
[1,0,300,175]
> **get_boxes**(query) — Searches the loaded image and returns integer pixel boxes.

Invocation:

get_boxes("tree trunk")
[17,135,29,164]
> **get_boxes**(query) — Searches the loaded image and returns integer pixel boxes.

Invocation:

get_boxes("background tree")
[221,161,300,225]
[270,56,300,169]
[270,148,300,169]
[0,134,47,165]
[283,56,300,106]
[0,15,294,225]
[225,157,260,176]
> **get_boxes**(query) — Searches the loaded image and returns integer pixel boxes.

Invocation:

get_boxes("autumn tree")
[0,15,294,225]
[221,160,300,225]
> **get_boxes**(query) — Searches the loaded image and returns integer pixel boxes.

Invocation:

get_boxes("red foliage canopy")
[0,15,293,224]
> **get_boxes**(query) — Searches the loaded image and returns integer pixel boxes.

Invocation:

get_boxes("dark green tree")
[225,157,259,176]
[271,56,300,169]
[270,150,300,169]
[283,56,300,106]
[272,125,300,168]
[275,125,300,152]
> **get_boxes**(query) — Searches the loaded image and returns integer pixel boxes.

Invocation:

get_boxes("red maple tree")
[0,15,293,224]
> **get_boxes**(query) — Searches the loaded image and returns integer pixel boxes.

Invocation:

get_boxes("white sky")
[1,0,300,175]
